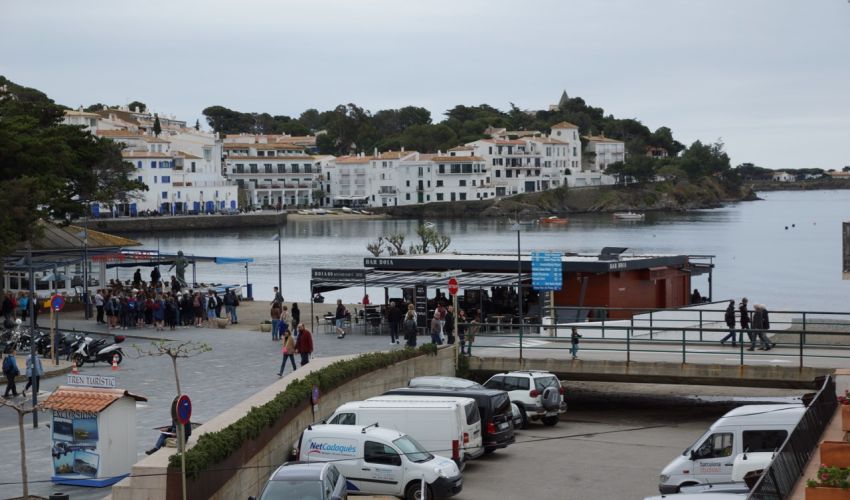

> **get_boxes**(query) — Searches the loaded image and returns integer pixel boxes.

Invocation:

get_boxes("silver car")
[252,462,347,500]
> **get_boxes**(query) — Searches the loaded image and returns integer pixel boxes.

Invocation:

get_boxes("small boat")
[297,210,311,215]
[539,216,569,225]
[423,221,436,229]
[360,210,373,215]
[341,207,353,213]
[613,212,645,220]
[312,208,327,215]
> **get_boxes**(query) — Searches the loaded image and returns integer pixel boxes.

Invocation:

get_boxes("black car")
[383,386,515,453]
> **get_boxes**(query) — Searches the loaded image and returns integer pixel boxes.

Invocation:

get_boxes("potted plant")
[259,320,272,333]
[807,464,850,499]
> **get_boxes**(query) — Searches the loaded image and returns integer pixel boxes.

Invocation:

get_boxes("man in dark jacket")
[739,298,751,346]
[720,300,737,346]
[387,302,402,345]
[444,305,455,345]
[295,323,314,366]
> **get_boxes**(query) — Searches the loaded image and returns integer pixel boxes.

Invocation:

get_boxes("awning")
[311,269,531,293]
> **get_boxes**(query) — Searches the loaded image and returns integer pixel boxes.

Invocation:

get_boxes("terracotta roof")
[223,155,315,161]
[254,143,305,151]
[551,121,579,129]
[584,135,624,144]
[448,146,475,152]
[143,136,171,143]
[64,110,101,117]
[97,129,144,138]
[66,225,141,248]
[374,151,416,160]
[335,156,374,164]
[122,151,173,158]
[174,151,203,160]
[43,386,147,413]
[432,156,484,162]
[480,139,526,146]
[527,136,568,144]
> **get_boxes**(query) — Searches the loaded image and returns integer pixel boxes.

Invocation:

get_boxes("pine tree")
[194,119,200,131]
[153,113,162,136]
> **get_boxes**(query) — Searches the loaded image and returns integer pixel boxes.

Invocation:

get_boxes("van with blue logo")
[295,424,463,500]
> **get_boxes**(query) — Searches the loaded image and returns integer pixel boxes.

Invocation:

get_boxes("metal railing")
[748,375,837,500]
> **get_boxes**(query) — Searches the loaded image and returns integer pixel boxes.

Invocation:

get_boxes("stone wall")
[112,346,456,500]
[90,212,287,234]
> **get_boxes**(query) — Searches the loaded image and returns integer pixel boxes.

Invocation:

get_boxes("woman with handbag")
[278,327,297,376]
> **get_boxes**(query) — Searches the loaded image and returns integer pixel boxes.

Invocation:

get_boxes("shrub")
[807,464,850,489]
[172,344,438,476]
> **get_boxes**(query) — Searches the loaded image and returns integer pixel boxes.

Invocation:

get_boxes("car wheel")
[405,481,432,500]
[542,415,559,426]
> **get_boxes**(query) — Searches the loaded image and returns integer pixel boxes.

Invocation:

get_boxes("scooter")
[74,334,125,367]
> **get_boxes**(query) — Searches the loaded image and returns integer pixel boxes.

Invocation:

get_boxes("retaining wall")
[89,212,287,233]
[112,346,456,500]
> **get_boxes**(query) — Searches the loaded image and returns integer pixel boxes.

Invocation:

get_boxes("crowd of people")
[2,291,40,328]
[721,297,775,351]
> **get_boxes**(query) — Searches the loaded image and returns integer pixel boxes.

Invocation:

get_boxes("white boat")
[312,208,327,215]
[297,210,311,215]
[341,207,353,213]
[613,212,645,220]
[423,221,436,229]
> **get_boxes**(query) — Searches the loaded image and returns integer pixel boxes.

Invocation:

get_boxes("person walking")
[22,353,43,398]
[739,298,752,347]
[750,304,774,351]
[270,301,282,341]
[444,305,455,345]
[213,291,223,318]
[466,313,480,356]
[223,289,238,324]
[150,266,161,289]
[95,289,105,324]
[272,287,284,305]
[436,302,447,337]
[720,300,737,346]
[295,323,313,367]
[570,327,582,359]
[2,350,19,398]
[387,302,402,345]
[152,294,166,331]
[456,309,467,349]
[280,305,291,339]
[335,299,348,339]
[193,292,204,327]
[403,310,418,347]
[430,312,443,345]
[278,327,297,376]
[291,303,300,328]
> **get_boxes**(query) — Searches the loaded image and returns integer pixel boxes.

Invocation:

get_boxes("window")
[249,164,258,173]
[258,150,265,157]
[291,164,300,173]
[694,433,734,459]
[161,176,171,183]
[264,164,273,173]
[459,193,466,201]
[405,193,410,200]
[459,180,466,186]
[436,193,444,201]
[406,180,410,187]
[277,164,285,173]
[203,148,211,161]
[153,176,158,183]
[161,191,168,199]
[151,161,157,168]
[436,180,443,187]
[328,413,356,425]
[365,441,400,466]
[743,430,787,452]
[484,376,504,390]
[177,192,181,199]
[137,176,143,183]
[495,170,501,178]
[137,161,142,168]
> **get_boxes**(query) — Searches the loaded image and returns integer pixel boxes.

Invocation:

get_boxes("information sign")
[531,251,563,291]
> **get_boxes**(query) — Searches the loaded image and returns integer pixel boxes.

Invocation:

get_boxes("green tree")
[679,140,730,180]
[128,100,146,112]
[194,119,200,131]
[152,113,162,136]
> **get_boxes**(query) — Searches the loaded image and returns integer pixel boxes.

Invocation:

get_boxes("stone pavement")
[0,316,408,500]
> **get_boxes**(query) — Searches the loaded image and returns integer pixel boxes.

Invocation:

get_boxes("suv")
[483,371,565,428]
[251,462,347,500]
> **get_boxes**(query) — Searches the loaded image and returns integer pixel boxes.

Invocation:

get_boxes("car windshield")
[534,376,560,392]
[393,435,434,463]
[259,479,323,500]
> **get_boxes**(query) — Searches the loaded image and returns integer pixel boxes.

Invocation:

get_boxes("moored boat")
[539,215,569,225]
[613,212,645,220]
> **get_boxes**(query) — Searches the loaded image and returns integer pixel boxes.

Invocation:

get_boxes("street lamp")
[75,205,90,320]
[272,227,282,299]
[511,223,524,361]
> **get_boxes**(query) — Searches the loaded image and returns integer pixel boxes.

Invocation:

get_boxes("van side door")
[360,440,403,496]
[691,432,735,482]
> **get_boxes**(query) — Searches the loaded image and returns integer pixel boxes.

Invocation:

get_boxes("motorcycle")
[58,331,85,360]
[74,334,126,367]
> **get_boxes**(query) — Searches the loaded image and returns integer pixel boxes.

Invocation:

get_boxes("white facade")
[772,171,795,182]
[584,135,626,172]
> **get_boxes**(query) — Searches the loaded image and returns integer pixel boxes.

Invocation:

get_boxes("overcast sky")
[2,0,848,170]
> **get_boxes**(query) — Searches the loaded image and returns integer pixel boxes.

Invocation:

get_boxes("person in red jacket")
[295,323,314,366]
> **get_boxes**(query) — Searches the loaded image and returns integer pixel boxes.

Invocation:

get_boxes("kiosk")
[43,385,147,487]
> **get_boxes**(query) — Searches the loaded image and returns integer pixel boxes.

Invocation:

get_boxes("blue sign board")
[532,251,563,291]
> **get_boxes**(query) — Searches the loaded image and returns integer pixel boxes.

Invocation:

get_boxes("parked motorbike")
[74,335,125,367]
[58,331,85,360]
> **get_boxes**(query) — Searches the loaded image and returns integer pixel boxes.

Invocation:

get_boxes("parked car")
[384,385,514,453]
[219,207,240,215]
[294,424,462,500]
[659,405,803,494]
[483,371,566,428]
[509,403,524,430]
[408,376,484,389]
[251,461,347,500]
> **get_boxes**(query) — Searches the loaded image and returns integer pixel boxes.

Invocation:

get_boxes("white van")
[659,404,803,494]
[296,424,463,500]
[646,451,773,498]
[359,395,484,462]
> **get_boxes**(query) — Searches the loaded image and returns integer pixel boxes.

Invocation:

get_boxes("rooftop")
[42,386,147,413]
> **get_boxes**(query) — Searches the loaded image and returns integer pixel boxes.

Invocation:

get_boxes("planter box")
[259,323,272,332]
[842,405,850,432]
[807,486,850,500]
[821,441,850,468]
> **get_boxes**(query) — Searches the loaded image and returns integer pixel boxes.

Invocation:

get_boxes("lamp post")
[83,207,90,320]
[272,227,282,299]
[511,223,523,361]
[27,241,38,427]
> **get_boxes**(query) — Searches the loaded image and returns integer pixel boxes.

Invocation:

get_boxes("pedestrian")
[213,291,223,318]
[2,292,13,327]
[290,303,300,327]
[295,323,313,367]
[387,302,402,345]
[691,289,702,304]
[720,300,737,346]
[466,313,479,356]
[444,305,455,345]
[335,299,348,339]
[570,327,582,359]
[152,294,165,331]
[362,293,370,305]
[22,353,43,399]
[223,288,236,324]
[272,287,284,305]
[750,304,774,351]
[206,291,217,323]
[278,327,297,376]
[95,289,105,324]
[193,292,204,327]
[2,349,19,398]
[18,293,29,322]
[457,309,467,349]
[436,302,447,336]
[150,266,161,289]
[280,305,291,338]
[739,298,752,347]
[133,268,142,288]
[270,301,282,341]
[403,310,418,347]
[430,312,443,345]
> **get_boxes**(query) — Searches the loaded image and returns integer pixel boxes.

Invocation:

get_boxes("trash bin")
[539,316,556,337]
[246,283,253,300]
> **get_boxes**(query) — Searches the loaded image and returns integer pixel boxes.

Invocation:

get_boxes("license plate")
[498,422,509,430]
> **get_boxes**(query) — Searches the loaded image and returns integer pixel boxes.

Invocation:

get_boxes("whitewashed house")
[584,134,626,172]
[772,171,795,182]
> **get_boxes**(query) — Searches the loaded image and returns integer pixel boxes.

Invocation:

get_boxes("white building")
[584,134,626,172]
[772,171,795,182]
[222,135,324,208]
